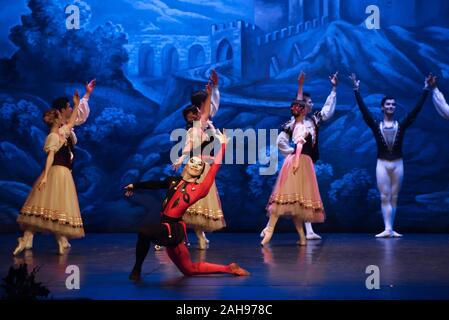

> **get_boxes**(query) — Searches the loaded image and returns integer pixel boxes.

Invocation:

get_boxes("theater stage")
[1,233,449,300]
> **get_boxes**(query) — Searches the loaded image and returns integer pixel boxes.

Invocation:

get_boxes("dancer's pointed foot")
[375,230,393,238]
[12,237,26,256]
[229,263,250,276]
[296,239,307,246]
[306,232,322,240]
[129,268,142,282]
[260,227,274,246]
[392,231,403,238]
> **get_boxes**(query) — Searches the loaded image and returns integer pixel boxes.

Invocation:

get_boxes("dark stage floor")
[1,233,449,300]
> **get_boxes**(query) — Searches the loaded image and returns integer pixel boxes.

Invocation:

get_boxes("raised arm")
[401,75,433,129]
[197,131,227,198]
[350,73,377,130]
[124,177,172,197]
[74,79,95,126]
[209,70,220,118]
[432,87,449,120]
[318,72,338,122]
[296,71,305,100]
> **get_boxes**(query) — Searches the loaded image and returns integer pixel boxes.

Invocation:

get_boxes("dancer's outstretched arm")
[209,70,220,118]
[74,79,95,126]
[401,74,433,129]
[350,73,377,130]
[318,72,338,122]
[432,87,449,119]
[296,71,305,100]
[197,131,227,198]
[124,177,175,197]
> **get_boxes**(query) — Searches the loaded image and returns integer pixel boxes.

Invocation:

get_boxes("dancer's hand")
[38,175,47,190]
[329,71,338,88]
[293,165,299,175]
[425,73,437,90]
[172,157,184,172]
[124,184,134,197]
[205,83,212,96]
[72,90,80,107]
[209,69,218,86]
[85,79,96,98]
[215,128,228,145]
[349,73,360,90]
[298,71,306,86]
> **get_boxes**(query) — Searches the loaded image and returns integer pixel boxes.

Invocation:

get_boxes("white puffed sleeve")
[277,131,294,157]
[43,133,62,153]
[75,97,90,126]
[210,85,220,118]
[292,123,308,145]
[319,90,337,122]
[432,88,449,120]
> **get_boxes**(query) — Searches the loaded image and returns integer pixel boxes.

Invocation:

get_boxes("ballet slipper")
[392,231,403,238]
[154,245,163,251]
[306,232,322,240]
[229,263,250,276]
[260,227,274,246]
[375,230,393,238]
[12,237,27,256]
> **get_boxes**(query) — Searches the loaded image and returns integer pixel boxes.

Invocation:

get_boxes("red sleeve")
[197,143,225,198]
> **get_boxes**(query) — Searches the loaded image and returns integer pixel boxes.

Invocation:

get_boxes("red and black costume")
[129,144,247,280]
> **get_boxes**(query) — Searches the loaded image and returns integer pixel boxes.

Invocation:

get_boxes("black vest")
[53,136,75,169]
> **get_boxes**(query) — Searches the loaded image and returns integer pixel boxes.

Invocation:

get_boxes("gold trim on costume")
[20,206,84,228]
[267,193,324,211]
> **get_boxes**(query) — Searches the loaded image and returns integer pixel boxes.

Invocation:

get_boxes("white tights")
[375,158,404,237]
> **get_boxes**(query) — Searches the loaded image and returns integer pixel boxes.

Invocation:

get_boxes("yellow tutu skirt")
[267,154,325,222]
[17,165,85,239]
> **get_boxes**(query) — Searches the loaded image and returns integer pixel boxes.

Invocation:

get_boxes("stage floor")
[1,233,449,300]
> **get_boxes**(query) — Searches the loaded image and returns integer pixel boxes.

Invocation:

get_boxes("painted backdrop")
[1,0,448,233]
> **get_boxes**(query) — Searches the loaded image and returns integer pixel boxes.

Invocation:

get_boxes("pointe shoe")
[260,228,274,246]
[375,230,393,238]
[154,245,163,251]
[392,231,403,238]
[229,263,250,276]
[12,237,27,256]
[306,232,321,240]
[129,268,142,282]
